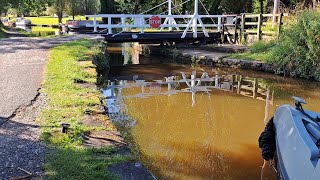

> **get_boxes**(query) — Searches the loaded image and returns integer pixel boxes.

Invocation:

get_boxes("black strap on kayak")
[295,101,320,146]
[295,101,320,127]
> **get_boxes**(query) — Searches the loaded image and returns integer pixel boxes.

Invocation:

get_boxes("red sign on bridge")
[149,16,161,28]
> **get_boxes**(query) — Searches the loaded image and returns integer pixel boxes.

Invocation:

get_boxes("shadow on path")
[0,116,46,179]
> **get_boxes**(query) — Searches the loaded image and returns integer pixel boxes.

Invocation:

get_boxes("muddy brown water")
[104,43,320,180]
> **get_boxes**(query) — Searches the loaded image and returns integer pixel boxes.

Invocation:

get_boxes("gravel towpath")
[0,35,100,179]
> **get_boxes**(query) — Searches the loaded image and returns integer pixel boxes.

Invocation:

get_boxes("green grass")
[29,27,58,37]
[229,41,275,62]
[229,51,271,62]
[17,27,59,38]
[45,147,128,179]
[41,39,130,179]
[10,16,102,25]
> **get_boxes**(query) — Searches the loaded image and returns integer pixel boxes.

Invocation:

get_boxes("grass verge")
[19,27,59,38]
[228,51,270,62]
[41,39,131,179]
[228,41,275,62]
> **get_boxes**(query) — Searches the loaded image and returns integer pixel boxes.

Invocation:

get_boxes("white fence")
[86,14,239,38]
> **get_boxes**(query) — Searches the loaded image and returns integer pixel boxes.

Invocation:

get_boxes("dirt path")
[0,36,82,118]
[0,35,101,179]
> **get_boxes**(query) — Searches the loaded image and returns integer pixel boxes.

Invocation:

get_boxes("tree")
[0,0,52,16]
[302,0,318,8]
[253,0,269,13]
[53,0,66,23]
[100,0,117,23]
[220,0,253,13]
[100,0,117,14]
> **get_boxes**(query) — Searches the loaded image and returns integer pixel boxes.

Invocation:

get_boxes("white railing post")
[182,16,195,38]
[140,16,145,33]
[93,16,97,33]
[198,18,209,37]
[121,15,125,31]
[108,16,112,34]
[193,0,199,38]
[218,16,222,32]
[168,0,173,31]
[193,16,197,38]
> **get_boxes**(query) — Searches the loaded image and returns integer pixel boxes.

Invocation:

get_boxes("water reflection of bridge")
[104,72,274,122]
[105,73,273,102]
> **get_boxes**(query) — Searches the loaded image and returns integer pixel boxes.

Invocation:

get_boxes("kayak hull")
[273,105,320,180]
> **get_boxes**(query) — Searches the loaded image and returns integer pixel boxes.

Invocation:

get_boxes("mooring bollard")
[61,123,70,133]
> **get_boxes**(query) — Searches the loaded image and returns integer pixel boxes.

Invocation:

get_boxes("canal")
[103,43,320,179]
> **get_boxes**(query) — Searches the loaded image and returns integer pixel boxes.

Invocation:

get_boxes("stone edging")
[143,45,277,73]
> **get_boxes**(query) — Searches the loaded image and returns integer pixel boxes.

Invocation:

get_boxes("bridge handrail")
[85,14,234,36]
[86,14,229,18]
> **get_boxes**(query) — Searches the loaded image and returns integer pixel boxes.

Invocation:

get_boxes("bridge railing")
[86,14,239,38]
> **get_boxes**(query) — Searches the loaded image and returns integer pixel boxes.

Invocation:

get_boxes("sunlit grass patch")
[11,16,103,25]
[228,41,275,62]
[45,147,132,179]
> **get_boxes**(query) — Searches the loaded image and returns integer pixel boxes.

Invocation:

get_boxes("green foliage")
[253,0,269,13]
[91,41,110,86]
[191,55,200,67]
[100,0,117,14]
[220,0,253,13]
[1,0,51,16]
[0,22,7,39]
[268,10,320,80]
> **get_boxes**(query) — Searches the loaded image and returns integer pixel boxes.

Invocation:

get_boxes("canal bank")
[141,44,277,74]
[35,39,154,179]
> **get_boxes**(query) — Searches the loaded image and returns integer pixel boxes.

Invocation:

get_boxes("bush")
[91,41,110,86]
[268,10,320,80]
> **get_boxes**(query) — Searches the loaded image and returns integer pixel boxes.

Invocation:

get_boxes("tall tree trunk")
[71,0,75,20]
[302,0,313,8]
[259,0,264,13]
[56,0,64,24]
[85,0,89,20]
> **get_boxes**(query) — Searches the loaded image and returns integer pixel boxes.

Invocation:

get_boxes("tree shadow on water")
[139,141,265,180]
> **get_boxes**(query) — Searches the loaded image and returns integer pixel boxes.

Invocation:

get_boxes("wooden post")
[277,13,283,40]
[234,18,238,44]
[240,14,245,44]
[272,0,280,27]
[253,78,258,99]
[93,16,97,33]
[237,75,242,94]
[257,13,263,40]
